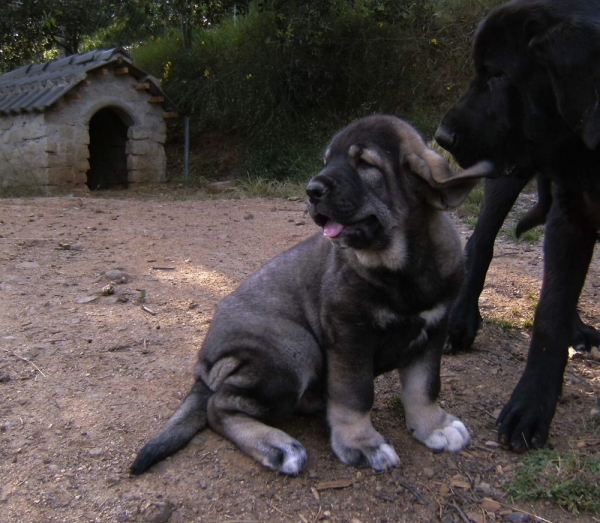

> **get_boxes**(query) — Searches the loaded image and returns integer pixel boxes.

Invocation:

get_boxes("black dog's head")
[307,115,493,269]
[435,0,600,177]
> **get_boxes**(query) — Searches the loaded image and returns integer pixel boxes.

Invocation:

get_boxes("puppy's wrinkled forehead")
[323,143,389,168]
[323,123,401,167]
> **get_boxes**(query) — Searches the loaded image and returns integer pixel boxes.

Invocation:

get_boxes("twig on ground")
[494,500,555,523]
[398,481,426,504]
[141,305,157,316]
[11,351,46,377]
[450,500,471,523]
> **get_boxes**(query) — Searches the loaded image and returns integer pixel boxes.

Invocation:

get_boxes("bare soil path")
[0,190,598,523]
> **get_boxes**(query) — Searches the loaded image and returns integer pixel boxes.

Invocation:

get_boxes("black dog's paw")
[443,311,482,354]
[496,376,558,452]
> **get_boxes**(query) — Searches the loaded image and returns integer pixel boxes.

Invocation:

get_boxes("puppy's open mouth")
[323,220,346,238]
[313,214,379,238]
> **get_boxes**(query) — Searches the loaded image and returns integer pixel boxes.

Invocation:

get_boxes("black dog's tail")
[131,380,212,475]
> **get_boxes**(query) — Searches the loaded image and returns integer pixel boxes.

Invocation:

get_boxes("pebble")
[142,501,174,523]
[422,467,435,478]
[504,514,531,522]
[19,261,39,269]
[104,270,130,283]
[75,295,99,304]
[89,448,103,457]
[20,347,41,360]
[190,434,205,446]
[205,180,237,194]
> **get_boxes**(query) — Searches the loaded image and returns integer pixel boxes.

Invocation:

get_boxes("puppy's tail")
[130,380,212,475]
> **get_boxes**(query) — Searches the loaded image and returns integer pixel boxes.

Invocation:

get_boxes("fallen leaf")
[481,498,502,512]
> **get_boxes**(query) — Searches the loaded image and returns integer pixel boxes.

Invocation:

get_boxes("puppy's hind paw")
[423,420,470,452]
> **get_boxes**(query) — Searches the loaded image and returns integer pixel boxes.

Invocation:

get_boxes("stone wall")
[0,113,50,189]
[0,67,168,191]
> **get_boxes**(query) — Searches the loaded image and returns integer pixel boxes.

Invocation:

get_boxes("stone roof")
[0,47,177,115]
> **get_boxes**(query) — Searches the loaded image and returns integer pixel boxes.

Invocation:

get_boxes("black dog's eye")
[488,75,507,93]
[356,158,372,169]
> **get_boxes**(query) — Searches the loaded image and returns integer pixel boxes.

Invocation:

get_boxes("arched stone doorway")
[86,107,131,190]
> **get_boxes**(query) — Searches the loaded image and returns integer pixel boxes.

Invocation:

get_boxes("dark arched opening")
[86,108,129,190]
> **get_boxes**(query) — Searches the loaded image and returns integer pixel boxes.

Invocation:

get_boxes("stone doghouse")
[0,48,177,192]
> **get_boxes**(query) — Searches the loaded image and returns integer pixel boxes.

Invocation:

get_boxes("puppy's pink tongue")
[323,220,345,238]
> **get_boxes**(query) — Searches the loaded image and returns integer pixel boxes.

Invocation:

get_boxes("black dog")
[435,0,600,452]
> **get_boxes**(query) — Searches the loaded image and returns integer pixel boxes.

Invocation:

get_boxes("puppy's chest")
[370,303,446,371]
[372,302,446,336]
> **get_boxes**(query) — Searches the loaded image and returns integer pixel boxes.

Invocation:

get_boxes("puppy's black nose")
[434,126,455,151]
[306,180,328,202]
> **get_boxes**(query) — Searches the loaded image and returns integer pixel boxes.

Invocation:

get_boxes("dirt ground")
[1,188,599,523]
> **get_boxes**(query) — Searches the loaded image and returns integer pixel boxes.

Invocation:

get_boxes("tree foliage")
[0,0,251,72]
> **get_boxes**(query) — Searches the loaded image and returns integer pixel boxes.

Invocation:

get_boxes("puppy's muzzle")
[306,180,329,204]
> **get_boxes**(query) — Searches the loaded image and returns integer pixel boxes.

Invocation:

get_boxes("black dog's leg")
[497,192,597,452]
[445,176,530,353]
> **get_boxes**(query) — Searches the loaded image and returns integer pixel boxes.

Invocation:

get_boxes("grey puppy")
[131,115,492,476]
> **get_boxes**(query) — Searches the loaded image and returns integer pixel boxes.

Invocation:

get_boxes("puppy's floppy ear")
[405,150,493,210]
[529,20,600,150]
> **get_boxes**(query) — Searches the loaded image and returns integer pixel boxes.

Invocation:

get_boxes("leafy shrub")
[131,0,504,182]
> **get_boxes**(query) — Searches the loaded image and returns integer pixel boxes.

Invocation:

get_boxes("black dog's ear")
[405,151,492,210]
[529,21,600,150]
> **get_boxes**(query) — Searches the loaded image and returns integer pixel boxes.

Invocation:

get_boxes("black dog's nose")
[434,126,455,151]
[306,180,328,202]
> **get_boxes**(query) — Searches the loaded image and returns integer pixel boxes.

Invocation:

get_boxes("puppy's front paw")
[258,439,308,475]
[423,419,470,452]
[332,432,400,471]
[408,408,470,452]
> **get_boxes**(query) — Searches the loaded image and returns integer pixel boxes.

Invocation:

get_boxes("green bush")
[131,0,504,182]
